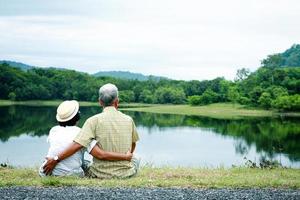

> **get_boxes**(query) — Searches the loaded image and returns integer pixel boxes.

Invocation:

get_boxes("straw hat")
[56,100,79,122]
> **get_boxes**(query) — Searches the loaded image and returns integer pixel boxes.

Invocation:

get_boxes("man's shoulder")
[86,113,102,123]
[117,110,134,122]
[85,110,134,123]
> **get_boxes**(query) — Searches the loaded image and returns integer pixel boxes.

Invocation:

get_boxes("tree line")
[0,45,299,111]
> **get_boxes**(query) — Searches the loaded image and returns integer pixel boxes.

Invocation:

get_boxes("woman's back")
[41,125,84,176]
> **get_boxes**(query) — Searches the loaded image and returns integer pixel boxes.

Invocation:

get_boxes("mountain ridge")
[0,60,168,81]
[0,60,34,71]
[93,70,167,81]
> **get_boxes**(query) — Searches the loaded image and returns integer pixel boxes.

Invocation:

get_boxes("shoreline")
[1,100,299,119]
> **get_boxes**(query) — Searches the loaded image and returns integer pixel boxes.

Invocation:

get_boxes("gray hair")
[98,83,119,106]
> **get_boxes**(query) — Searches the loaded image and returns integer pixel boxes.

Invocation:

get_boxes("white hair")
[99,83,119,106]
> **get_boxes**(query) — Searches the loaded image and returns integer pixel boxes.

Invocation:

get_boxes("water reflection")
[127,112,300,162]
[0,106,299,167]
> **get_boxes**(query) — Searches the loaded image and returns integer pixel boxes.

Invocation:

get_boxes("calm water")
[0,105,300,168]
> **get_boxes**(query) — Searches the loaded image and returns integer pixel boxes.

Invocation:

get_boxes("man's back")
[74,106,139,178]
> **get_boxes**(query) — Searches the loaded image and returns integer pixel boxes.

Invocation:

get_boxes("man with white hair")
[43,83,140,178]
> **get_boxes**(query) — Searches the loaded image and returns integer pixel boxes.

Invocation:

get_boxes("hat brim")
[56,101,79,122]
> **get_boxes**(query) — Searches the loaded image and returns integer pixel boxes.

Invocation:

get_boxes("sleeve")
[86,139,98,153]
[73,118,96,147]
[132,119,139,143]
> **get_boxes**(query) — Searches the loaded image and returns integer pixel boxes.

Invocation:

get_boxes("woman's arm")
[90,145,132,161]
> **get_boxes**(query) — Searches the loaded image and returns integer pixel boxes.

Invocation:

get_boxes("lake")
[0,105,299,168]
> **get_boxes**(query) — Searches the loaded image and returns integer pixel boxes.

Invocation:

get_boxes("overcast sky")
[0,0,299,80]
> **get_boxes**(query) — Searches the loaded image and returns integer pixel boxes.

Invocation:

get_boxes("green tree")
[187,95,202,106]
[238,96,251,105]
[200,89,219,105]
[8,92,16,101]
[227,86,240,104]
[139,89,154,103]
[154,87,186,104]
[258,92,272,109]
[249,86,264,105]
[272,94,300,111]
[261,54,284,68]
[119,90,135,103]
[235,68,250,82]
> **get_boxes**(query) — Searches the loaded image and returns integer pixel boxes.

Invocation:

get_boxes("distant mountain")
[262,44,300,68]
[0,60,34,71]
[93,71,167,81]
[1,60,168,81]
[0,60,69,71]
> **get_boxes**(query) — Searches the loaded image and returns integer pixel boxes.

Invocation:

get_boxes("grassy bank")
[1,100,299,119]
[0,167,299,188]
[122,103,300,119]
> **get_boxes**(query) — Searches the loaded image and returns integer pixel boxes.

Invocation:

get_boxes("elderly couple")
[40,83,140,179]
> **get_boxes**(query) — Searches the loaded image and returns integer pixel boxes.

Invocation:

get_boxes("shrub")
[188,95,202,106]
[238,96,251,105]
[272,94,300,111]
[258,92,272,109]
[8,92,16,101]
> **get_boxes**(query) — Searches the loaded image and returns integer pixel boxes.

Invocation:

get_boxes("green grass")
[0,167,299,188]
[1,100,299,119]
[121,103,292,119]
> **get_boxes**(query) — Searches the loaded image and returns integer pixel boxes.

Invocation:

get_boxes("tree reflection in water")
[1,106,299,162]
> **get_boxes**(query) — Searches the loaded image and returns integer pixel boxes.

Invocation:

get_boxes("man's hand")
[42,142,83,175]
[125,150,133,161]
[43,157,58,175]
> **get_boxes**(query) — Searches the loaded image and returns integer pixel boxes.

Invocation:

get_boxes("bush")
[187,95,202,106]
[272,94,300,111]
[258,92,272,109]
[8,92,16,101]
[200,89,219,104]
[238,96,251,105]
[187,89,219,106]
[266,86,288,99]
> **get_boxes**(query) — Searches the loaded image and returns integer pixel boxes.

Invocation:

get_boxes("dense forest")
[1,44,300,111]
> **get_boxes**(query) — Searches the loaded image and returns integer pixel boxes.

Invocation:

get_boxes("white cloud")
[0,0,299,80]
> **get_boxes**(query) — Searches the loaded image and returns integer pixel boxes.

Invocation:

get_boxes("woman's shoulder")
[50,125,81,131]
[70,126,81,132]
[49,125,61,134]
[47,125,61,142]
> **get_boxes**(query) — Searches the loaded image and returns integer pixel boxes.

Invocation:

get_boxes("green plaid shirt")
[74,106,139,178]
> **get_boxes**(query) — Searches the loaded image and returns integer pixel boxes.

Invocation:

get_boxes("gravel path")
[0,187,299,200]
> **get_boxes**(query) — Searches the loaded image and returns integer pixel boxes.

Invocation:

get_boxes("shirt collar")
[103,106,117,112]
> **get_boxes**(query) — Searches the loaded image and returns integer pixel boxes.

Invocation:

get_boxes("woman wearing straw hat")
[39,100,132,177]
